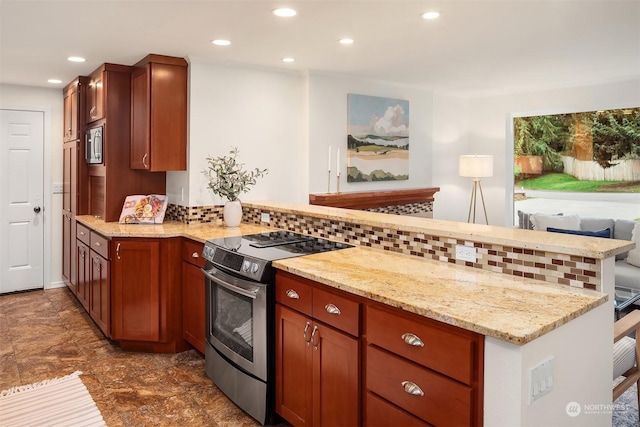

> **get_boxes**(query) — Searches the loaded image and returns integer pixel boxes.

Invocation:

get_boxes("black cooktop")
[202,231,353,282]
[206,231,352,262]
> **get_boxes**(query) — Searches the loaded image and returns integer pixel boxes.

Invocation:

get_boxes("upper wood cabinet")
[86,67,105,124]
[63,77,86,141]
[131,54,188,171]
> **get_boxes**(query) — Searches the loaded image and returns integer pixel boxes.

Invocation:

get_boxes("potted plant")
[203,147,268,227]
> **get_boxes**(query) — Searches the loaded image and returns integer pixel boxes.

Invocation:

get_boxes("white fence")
[562,156,640,181]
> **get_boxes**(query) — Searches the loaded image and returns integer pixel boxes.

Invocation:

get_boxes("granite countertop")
[77,213,609,346]
[273,246,608,345]
[75,215,273,243]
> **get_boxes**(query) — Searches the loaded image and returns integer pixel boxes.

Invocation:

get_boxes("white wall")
[171,58,307,206]
[0,83,63,287]
[432,77,640,226]
[307,72,434,195]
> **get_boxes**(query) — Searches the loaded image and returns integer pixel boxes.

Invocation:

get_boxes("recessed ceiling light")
[338,38,354,45]
[67,56,86,63]
[47,79,62,84]
[422,11,440,20]
[282,57,295,63]
[211,39,231,46]
[273,8,297,17]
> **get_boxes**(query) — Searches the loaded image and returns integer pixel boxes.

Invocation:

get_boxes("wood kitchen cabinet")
[76,238,91,311]
[86,68,104,124]
[62,211,76,292]
[63,77,86,142]
[62,77,87,291]
[89,249,110,336]
[275,271,360,427]
[130,54,187,171]
[181,239,206,354]
[364,304,484,426]
[83,63,166,221]
[111,237,188,353]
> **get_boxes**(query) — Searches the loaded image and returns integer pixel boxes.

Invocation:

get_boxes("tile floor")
[0,287,272,426]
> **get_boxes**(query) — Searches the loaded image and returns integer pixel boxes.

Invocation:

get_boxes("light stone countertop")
[75,216,273,243]
[246,200,635,259]
[273,246,608,345]
[76,213,609,346]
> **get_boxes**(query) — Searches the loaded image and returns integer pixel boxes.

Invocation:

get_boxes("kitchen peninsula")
[75,200,633,427]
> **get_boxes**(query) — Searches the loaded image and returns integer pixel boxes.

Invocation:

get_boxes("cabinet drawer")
[182,239,205,268]
[366,345,472,427]
[276,273,312,316]
[313,287,360,337]
[90,231,109,259]
[365,391,431,427]
[366,305,476,385]
[77,223,90,245]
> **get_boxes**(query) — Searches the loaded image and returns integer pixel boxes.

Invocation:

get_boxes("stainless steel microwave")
[85,126,103,164]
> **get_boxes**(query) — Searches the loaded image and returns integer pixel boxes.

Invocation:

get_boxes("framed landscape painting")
[347,93,409,182]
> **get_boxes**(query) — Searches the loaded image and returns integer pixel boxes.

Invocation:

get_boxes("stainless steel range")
[201,231,352,424]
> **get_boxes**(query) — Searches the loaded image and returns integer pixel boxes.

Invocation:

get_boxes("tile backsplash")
[167,202,602,291]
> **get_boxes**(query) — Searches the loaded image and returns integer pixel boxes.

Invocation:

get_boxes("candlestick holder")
[327,171,331,193]
[336,173,341,193]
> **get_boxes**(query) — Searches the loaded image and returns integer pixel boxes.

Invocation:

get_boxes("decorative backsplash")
[167,203,601,290]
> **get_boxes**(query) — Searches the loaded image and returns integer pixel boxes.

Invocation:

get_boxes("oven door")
[203,266,268,381]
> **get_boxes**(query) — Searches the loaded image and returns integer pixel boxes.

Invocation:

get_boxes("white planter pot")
[223,200,242,227]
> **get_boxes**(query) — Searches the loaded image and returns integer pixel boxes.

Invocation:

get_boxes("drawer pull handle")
[286,289,299,299]
[401,381,424,397]
[116,243,121,260]
[325,303,341,315]
[192,252,199,258]
[303,321,311,347]
[79,231,85,235]
[94,242,101,247]
[401,333,424,347]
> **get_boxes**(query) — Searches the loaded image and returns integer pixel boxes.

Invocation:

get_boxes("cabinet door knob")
[401,333,424,347]
[285,289,299,299]
[401,381,424,396]
[94,242,101,247]
[324,303,341,315]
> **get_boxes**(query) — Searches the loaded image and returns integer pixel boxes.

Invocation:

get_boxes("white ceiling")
[1,0,638,95]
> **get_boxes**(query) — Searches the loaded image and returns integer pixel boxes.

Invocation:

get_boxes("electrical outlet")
[260,212,270,223]
[529,356,555,404]
[455,245,477,263]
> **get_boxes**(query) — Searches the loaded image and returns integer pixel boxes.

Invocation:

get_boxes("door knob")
[33,206,41,213]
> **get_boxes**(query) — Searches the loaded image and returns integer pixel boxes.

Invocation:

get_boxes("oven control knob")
[242,260,251,272]
[251,263,260,274]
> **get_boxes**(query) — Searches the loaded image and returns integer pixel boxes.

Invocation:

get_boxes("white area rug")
[0,371,106,427]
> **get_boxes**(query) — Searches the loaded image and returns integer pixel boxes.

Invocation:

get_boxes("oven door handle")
[201,268,260,299]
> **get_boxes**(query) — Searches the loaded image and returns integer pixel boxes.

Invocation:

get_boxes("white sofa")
[518,212,640,290]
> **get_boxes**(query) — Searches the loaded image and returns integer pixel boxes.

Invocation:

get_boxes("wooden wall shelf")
[308,187,440,210]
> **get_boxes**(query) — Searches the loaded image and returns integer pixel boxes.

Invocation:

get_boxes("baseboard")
[45,281,66,290]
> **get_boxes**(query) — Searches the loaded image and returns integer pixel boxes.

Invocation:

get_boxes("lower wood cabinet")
[110,237,187,353]
[111,239,161,342]
[364,304,484,426]
[75,240,91,311]
[61,210,76,293]
[89,250,110,336]
[181,239,206,354]
[275,271,360,427]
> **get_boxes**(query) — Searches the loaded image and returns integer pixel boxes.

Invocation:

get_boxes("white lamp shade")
[459,155,494,178]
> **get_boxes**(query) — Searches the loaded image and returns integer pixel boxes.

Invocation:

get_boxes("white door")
[0,109,44,293]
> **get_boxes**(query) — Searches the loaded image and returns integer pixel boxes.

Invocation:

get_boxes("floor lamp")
[459,155,493,225]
